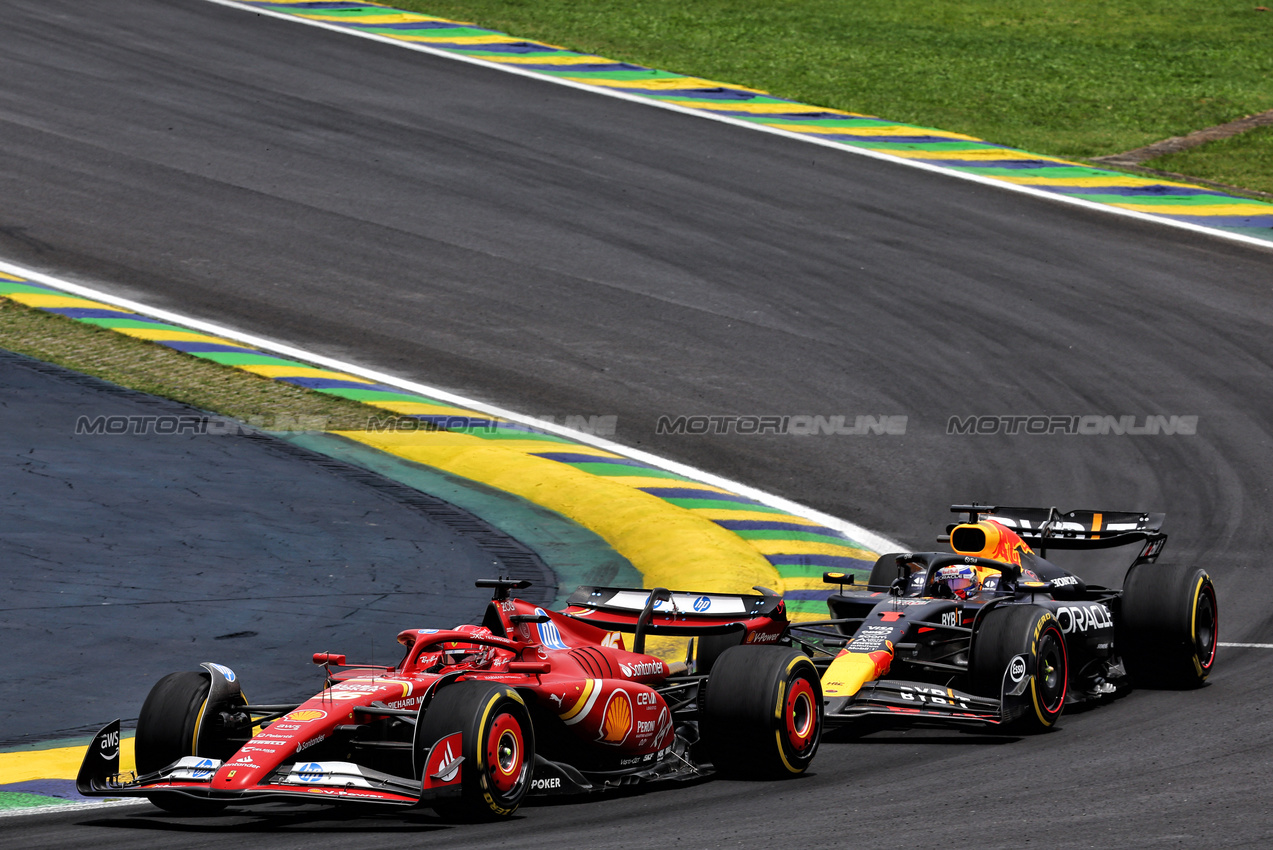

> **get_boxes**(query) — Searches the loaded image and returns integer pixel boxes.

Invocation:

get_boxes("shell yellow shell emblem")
[282,709,327,722]
[599,690,633,744]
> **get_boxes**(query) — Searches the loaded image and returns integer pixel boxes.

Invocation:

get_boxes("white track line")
[0,258,902,553]
[201,0,1273,254]
[1218,642,1273,649]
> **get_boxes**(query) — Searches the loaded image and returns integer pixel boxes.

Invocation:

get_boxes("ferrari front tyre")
[969,605,1067,733]
[135,671,243,815]
[700,646,822,779]
[1120,563,1218,688]
[417,681,535,821]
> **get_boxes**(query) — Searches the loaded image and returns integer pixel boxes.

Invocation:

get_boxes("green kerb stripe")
[732,529,861,546]
[563,462,686,479]
[318,388,444,404]
[1066,194,1264,207]
[192,352,313,367]
[665,498,781,512]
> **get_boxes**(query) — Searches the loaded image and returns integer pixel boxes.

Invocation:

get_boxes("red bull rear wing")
[948,504,1166,560]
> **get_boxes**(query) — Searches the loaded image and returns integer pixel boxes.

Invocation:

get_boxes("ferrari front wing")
[75,719,464,808]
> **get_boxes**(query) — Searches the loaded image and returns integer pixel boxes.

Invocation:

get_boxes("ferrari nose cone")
[212,758,271,790]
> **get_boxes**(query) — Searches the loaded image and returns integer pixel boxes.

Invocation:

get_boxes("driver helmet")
[934,564,981,599]
[441,624,495,668]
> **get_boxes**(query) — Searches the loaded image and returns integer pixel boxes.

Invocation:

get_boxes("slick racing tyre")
[135,671,245,815]
[695,627,745,676]
[700,646,822,778]
[1120,563,1218,688]
[418,682,535,821]
[969,605,1067,733]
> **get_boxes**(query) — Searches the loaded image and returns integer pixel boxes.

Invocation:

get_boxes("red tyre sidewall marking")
[1038,622,1067,718]
[784,676,816,751]
[486,712,523,794]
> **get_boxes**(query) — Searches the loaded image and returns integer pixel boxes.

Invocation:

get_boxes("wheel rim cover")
[487,713,523,794]
[1037,629,1067,713]
[785,678,817,750]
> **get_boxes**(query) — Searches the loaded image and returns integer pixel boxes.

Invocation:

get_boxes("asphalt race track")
[2,0,1272,846]
[0,349,551,744]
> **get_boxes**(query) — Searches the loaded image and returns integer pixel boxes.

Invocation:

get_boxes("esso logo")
[1009,656,1028,682]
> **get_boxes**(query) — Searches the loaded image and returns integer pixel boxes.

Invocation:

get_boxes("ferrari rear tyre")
[969,605,1067,733]
[695,627,745,676]
[135,671,243,815]
[418,682,535,821]
[1121,563,1217,688]
[700,646,822,778]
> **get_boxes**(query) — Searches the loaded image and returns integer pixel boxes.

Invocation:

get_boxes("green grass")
[397,0,1273,174]
[0,300,402,431]
[1145,125,1273,196]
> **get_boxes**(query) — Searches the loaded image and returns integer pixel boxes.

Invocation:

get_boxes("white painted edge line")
[0,798,148,819]
[0,258,903,554]
[1218,642,1273,649]
[202,0,1273,254]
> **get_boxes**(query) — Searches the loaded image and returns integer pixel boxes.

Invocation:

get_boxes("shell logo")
[282,709,327,723]
[599,690,633,744]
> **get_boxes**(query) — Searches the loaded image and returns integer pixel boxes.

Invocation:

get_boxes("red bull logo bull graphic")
[949,520,1032,566]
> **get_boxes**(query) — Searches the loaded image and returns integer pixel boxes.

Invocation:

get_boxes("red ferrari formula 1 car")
[78,579,821,819]
[790,505,1218,732]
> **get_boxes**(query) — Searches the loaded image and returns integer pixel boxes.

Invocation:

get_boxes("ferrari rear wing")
[566,586,780,622]
[948,504,1167,562]
[563,585,785,652]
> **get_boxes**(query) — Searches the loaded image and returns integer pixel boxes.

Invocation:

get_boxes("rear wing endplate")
[948,504,1167,562]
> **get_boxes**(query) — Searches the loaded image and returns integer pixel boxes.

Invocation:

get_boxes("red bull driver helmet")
[934,564,981,599]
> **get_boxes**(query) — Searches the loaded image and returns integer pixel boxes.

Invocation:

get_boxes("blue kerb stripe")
[767,554,875,569]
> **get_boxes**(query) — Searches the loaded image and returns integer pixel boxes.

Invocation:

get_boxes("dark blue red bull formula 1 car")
[790,504,1218,732]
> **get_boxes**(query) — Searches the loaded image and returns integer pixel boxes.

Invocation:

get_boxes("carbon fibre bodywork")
[791,505,1217,731]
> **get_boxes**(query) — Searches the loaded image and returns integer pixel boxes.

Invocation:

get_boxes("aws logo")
[98,729,120,761]
[599,690,633,745]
